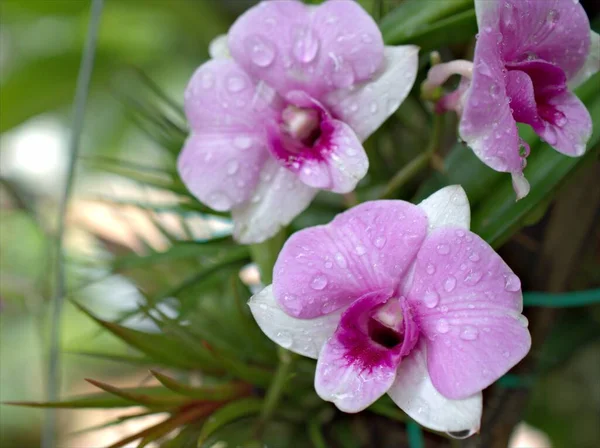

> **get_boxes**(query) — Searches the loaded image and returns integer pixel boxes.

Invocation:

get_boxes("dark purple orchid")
[424,0,599,198]
[250,186,531,435]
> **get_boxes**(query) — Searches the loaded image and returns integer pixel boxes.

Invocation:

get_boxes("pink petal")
[184,59,279,132]
[314,290,406,413]
[227,0,384,99]
[406,228,531,399]
[459,28,523,174]
[484,0,592,80]
[273,201,428,318]
[325,45,419,142]
[249,285,343,359]
[178,133,269,211]
[388,340,482,434]
[231,159,317,244]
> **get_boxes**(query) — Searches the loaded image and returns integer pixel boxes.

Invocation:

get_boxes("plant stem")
[258,347,294,431]
[42,1,104,447]
[523,288,600,307]
[380,114,445,199]
[406,421,425,448]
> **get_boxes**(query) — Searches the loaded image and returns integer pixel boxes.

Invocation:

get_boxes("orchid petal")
[570,31,600,89]
[273,201,428,318]
[417,185,471,232]
[248,285,343,359]
[388,341,482,434]
[325,45,419,142]
[209,34,230,59]
[232,158,317,244]
[228,0,384,98]
[314,290,400,413]
[407,228,531,399]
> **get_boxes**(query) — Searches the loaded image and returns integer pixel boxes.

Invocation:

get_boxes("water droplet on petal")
[293,28,320,63]
[334,252,347,268]
[227,75,245,92]
[201,72,214,89]
[370,102,378,113]
[276,330,293,348]
[518,315,529,328]
[233,135,252,149]
[447,429,475,440]
[460,326,479,341]
[464,271,483,286]
[423,291,440,309]
[436,319,450,334]
[469,252,480,262]
[355,245,367,255]
[504,273,521,292]
[247,35,276,67]
[227,160,239,175]
[426,264,436,275]
[444,276,457,292]
[310,274,328,290]
[209,191,231,209]
[361,33,374,43]
[373,236,386,249]
[437,244,450,255]
[455,230,465,238]
[547,9,559,27]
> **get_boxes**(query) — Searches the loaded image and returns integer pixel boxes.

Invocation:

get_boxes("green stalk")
[523,289,600,308]
[380,114,445,199]
[258,347,294,430]
[407,421,425,448]
[43,2,104,447]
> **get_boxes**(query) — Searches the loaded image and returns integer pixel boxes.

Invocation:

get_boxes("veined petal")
[178,133,268,211]
[314,290,400,413]
[459,27,523,174]
[228,0,384,98]
[407,228,531,399]
[388,341,482,434]
[325,45,419,142]
[570,31,600,89]
[248,285,343,359]
[417,185,471,232]
[232,158,317,244]
[273,201,428,318]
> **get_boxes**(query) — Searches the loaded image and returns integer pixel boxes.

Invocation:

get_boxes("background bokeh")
[1,1,599,447]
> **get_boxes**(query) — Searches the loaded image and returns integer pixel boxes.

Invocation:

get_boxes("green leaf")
[72,301,214,370]
[197,398,263,444]
[6,387,180,409]
[380,0,473,45]
[84,379,189,407]
[150,370,251,401]
[249,229,286,284]
[65,351,155,365]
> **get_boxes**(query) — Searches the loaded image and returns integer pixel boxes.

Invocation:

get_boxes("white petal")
[232,159,317,244]
[474,0,493,27]
[388,341,482,434]
[324,45,419,142]
[511,172,531,201]
[417,185,471,232]
[248,285,343,358]
[569,31,600,89]
[209,34,230,59]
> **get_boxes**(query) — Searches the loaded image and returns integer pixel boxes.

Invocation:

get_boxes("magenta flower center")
[282,105,322,147]
[368,298,405,349]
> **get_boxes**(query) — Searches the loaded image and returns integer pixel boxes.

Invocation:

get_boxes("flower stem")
[258,347,294,431]
[407,421,425,448]
[42,1,104,447]
[380,114,445,199]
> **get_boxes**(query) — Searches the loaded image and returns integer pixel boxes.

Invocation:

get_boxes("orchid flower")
[178,0,419,243]
[249,185,531,435]
[423,0,599,199]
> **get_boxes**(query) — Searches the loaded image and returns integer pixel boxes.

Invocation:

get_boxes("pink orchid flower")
[249,186,531,435]
[178,0,419,243]
[423,0,599,199]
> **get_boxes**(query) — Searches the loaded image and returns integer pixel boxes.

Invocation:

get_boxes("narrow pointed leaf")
[150,371,251,401]
[197,398,263,444]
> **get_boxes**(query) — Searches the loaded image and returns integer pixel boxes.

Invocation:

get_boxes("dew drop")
[489,83,499,97]
[437,244,450,255]
[464,271,483,286]
[444,276,457,292]
[324,260,333,269]
[447,429,475,440]
[502,350,510,358]
[423,291,440,309]
[233,135,252,150]
[361,33,374,43]
[469,252,480,262]
[426,264,436,275]
[209,192,231,210]
[201,71,214,89]
[293,28,320,63]
[460,325,479,341]
[370,102,378,113]
[455,230,465,238]
[226,160,239,175]
[504,273,521,292]
[518,315,529,328]
[355,245,367,255]
[373,236,386,249]
[436,319,450,334]
[227,75,245,92]
[311,274,328,290]
[546,9,559,26]
[276,331,293,348]
[247,35,276,67]
[335,252,347,268]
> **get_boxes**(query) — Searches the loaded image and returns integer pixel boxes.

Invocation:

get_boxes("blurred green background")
[1,1,599,447]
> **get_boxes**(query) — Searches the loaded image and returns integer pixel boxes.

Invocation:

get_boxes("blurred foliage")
[1,0,599,447]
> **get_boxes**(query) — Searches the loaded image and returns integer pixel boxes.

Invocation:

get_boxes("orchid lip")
[281,105,322,147]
